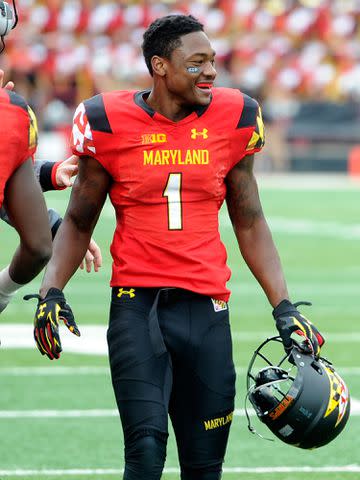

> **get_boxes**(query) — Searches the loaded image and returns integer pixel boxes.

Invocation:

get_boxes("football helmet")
[246,336,350,449]
[0,1,18,53]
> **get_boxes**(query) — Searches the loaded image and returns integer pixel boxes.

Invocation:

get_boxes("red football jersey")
[71,88,265,301]
[0,89,38,208]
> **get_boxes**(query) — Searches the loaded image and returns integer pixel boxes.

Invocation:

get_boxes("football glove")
[24,288,80,360]
[272,299,325,358]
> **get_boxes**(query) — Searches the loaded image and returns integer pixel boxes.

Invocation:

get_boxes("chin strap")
[244,387,274,442]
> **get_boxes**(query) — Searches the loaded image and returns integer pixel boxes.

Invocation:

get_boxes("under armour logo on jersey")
[191,128,208,139]
[117,288,136,299]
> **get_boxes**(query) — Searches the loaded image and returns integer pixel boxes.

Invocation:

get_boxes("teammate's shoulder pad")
[237,93,260,129]
[5,90,28,112]
[83,94,112,134]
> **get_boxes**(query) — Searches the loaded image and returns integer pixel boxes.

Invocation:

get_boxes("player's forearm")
[9,241,52,285]
[235,218,289,307]
[1,206,62,239]
[40,218,92,296]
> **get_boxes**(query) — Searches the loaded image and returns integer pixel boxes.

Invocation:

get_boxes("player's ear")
[151,56,167,77]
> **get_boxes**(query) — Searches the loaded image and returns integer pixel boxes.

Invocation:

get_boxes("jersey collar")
[133,90,210,124]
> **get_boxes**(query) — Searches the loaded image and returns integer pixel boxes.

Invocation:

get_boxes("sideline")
[0,465,360,476]
[0,400,359,418]
[1,325,360,355]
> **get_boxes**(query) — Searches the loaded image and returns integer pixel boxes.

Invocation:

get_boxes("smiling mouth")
[196,83,213,90]
[196,83,213,95]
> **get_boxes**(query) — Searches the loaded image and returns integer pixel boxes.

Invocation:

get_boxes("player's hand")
[0,69,14,90]
[80,237,102,273]
[24,288,80,360]
[55,155,79,188]
[272,300,325,358]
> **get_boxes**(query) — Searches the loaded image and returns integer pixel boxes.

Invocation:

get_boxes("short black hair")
[142,14,204,76]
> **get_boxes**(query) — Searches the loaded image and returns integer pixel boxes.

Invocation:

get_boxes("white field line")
[1,325,360,356]
[256,173,360,191]
[101,200,360,238]
[219,213,360,240]
[1,398,359,418]
[1,365,360,376]
[231,331,360,342]
[0,465,360,476]
[0,366,111,375]
[268,218,360,240]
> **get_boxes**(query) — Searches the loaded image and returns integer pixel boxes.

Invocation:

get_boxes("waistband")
[111,286,201,305]
[111,287,203,358]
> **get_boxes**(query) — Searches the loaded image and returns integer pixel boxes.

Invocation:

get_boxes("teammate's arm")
[225,154,289,307]
[226,154,324,355]
[2,158,52,284]
[39,155,110,296]
[3,153,102,271]
[35,155,79,191]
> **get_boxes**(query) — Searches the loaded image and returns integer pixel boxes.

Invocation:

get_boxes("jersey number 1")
[163,173,183,230]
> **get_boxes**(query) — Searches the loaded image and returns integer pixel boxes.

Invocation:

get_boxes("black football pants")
[107,287,236,480]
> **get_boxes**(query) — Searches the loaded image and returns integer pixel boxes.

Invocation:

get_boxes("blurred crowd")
[1,0,360,138]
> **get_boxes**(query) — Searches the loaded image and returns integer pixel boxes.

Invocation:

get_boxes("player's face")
[164,31,217,107]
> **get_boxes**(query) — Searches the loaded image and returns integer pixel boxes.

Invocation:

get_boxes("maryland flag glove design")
[272,300,325,358]
[24,288,80,360]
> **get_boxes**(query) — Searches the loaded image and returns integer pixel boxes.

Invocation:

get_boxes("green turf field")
[0,174,359,479]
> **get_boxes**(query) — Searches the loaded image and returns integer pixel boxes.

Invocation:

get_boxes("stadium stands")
[1,0,359,171]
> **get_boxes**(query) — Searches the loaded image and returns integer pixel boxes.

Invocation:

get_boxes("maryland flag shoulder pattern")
[236,93,265,153]
[27,105,38,152]
[2,90,38,154]
[71,94,113,157]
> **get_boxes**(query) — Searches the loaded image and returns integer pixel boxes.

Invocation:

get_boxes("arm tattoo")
[66,165,109,232]
[226,156,264,229]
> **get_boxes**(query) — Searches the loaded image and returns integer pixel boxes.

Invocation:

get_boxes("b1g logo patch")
[211,299,228,312]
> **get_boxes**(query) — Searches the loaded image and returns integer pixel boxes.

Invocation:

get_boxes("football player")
[0,150,102,273]
[0,1,102,315]
[31,14,324,480]
[0,74,52,313]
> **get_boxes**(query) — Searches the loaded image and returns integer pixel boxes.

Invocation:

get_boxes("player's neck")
[145,89,194,122]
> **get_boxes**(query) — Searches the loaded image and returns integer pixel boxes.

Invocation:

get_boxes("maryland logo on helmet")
[324,366,350,427]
